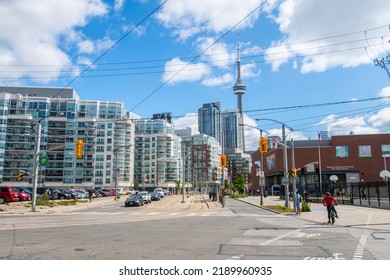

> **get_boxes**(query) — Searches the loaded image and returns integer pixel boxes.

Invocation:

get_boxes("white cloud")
[114,0,126,12]
[155,0,263,41]
[321,114,380,136]
[195,37,233,68]
[379,86,390,98]
[162,57,211,84]
[202,73,234,87]
[315,86,390,136]
[173,113,199,133]
[0,0,108,83]
[265,0,390,73]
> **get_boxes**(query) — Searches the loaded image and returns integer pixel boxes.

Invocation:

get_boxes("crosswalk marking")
[146,212,160,216]
[168,212,180,216]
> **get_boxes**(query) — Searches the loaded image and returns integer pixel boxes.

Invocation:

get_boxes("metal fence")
[308,181,390,209]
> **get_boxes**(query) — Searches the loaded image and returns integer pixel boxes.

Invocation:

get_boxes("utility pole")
[31,122,41,212]
[282,124,289,207]
[291,138,297,212]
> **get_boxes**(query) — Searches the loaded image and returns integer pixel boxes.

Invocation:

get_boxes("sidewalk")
[0,194,223,215]
[0,195,123,215]
[238,195,390,230]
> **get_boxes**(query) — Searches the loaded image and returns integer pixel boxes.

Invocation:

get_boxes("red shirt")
[322,196,338,206]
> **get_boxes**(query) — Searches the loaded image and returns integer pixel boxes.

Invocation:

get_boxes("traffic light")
[17,171,24,181]
[220,155,227,167]
[300,165,305,175]
[290,168,297,178]
[259,138,268,153]
[76,139,84,159]
[315,164,320,175]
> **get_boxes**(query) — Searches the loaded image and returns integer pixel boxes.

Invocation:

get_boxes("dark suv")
[0,186,20,204]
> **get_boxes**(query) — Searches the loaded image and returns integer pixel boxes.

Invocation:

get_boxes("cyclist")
[322,192,338,223]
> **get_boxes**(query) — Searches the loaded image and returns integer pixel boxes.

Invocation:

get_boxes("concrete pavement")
[238,195,390,230]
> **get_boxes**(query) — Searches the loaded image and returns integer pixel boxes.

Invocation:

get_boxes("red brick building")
[250,134,390,193]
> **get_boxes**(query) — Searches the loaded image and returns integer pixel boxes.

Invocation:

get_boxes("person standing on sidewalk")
[295,190,302,214]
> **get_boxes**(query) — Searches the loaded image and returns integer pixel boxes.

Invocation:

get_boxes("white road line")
[353,214,372,260]
[185,213,197,217]
[108,212,123,215]
[259,228,303,246]
[168,212,180,216]
[146,212,160,216]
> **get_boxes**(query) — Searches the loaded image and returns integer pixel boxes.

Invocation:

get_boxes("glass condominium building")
[222,109,243,151]
[0,86,134,189]
[134,118,182,189]
[198,102,222,146]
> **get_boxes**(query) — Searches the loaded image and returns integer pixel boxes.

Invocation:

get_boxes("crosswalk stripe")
[146,212,160,216]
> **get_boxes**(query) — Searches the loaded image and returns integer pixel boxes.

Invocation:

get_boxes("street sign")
[306,164,315,172]
[270,137,278,149]
[39,155,49,166]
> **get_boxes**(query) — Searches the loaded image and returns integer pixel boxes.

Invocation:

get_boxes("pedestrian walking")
[88,189,93,203]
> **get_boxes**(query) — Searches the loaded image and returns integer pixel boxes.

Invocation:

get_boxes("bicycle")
[329,204,337,225]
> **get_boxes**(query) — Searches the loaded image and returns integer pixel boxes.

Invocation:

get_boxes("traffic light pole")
[282,125,290,207]
[31,122,41,212]
[291,138,297,212]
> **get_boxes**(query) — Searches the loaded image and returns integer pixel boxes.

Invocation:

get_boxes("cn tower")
[233,42,246,151]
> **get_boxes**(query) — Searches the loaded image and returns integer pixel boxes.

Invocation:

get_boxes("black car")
[125,195,144,207]
[50,189,71,200]
[150,191,160,201]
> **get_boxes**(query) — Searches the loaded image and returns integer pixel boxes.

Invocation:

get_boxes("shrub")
[301,202,311,212]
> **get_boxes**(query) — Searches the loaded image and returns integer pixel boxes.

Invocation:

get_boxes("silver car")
[137,191,151,204]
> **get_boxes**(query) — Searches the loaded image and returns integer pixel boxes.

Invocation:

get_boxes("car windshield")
[138,192,148,195]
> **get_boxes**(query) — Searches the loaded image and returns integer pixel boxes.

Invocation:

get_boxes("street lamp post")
[239,123,269,206]
[31,122,41,212]
[256,118,294,207]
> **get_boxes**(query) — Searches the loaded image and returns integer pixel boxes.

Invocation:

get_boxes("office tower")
[198,102,222,145]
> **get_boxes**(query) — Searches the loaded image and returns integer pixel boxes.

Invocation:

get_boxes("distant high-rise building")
[198,102,222,145]
[153,112,172,123]
[233,42,246,151]
[222,109,243,151]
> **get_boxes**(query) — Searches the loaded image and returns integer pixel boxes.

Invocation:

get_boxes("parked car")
[50,189,71,200]
[12,188,31,201]
[95,188,110,197]
[59,189,81,199]
[163,189,172,196]
[150,191,160,201]
[154,188,165,198]
[74,189,89,199]
[138,191,151,204]
[0,186,20,204]
[14,187,37,199]
[125,195,144,207]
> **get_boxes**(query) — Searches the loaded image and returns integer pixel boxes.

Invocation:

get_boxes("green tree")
[134,181,139,190]
[233,172,246,194]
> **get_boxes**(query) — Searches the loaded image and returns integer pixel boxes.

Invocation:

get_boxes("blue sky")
[1,0,389,150]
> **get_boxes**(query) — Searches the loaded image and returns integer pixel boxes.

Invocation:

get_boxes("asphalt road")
[0,197,388,260]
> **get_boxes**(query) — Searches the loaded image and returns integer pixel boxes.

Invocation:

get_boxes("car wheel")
[60,196,64,200]
[0,197,5,204]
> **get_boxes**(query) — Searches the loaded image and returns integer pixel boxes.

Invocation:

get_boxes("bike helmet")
[325,192,330,195]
